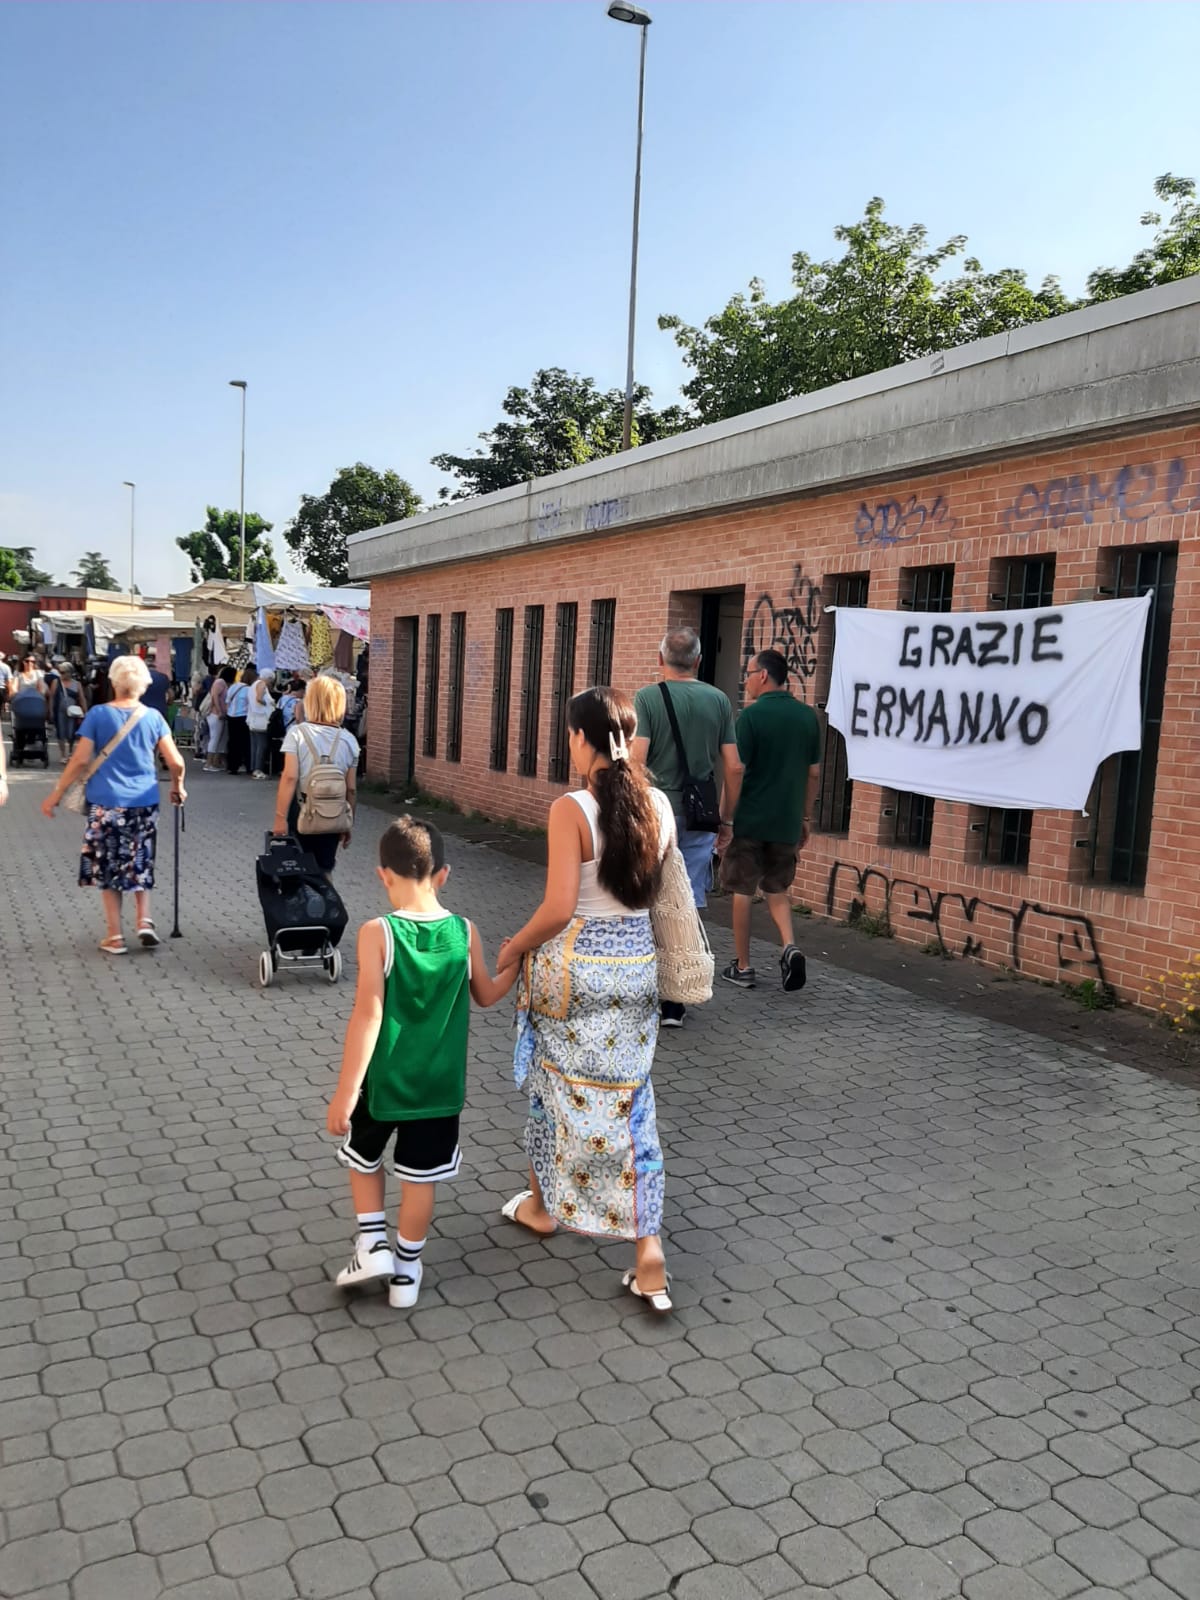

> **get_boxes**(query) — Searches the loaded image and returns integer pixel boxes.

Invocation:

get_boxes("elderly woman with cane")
[42,655,187,954]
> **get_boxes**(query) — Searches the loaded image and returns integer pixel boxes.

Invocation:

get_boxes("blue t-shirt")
[227,682,250,717]
[140,670,171,718]
[78,705,169,809]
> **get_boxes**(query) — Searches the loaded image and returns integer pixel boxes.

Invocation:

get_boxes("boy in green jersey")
[328,817,516,1309]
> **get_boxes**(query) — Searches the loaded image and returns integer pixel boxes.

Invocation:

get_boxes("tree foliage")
[284,463,421,585]
[72,551,120,590]
[176,507,280,585]
[1086,174,1200,300]
[432,368,688,500]
[658,175,1198,426]
[0,546,54,589]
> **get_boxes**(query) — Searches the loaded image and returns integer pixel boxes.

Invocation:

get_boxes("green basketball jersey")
[365,911,471,1122]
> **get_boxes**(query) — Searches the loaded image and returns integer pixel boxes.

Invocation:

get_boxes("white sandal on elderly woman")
[622,1269,672,1314]
[501,1190,557,1236]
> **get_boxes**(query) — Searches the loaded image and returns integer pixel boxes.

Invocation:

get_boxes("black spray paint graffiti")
[854,492,959,549]
[1000,457,1200,535]
[743,569,821,691]
[826,860,1110,993]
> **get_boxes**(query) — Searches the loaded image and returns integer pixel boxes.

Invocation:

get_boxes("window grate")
[816,573,869,834]
[517,605,544,778]
[588,598,617,686]
[979,557,1056,866]
[1086,546,1176,888]
[445,612,466,763]
[548,603,578,784]
[490,608,514,772]
[422,613,441,758]
[891,565,954,848]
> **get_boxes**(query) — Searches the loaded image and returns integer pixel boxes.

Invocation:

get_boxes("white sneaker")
[388,1261,424,1309]
[335,1235,395,1287]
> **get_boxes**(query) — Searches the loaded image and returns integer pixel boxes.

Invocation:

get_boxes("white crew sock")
[394,1233,425,1281]
[356,1211,388,1251]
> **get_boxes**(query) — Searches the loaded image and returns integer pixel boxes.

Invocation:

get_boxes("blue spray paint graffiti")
[584,497,627,532]
[854,493,958,549]
[1000,458,1200,534]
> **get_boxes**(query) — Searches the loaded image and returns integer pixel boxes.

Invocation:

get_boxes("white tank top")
[569,788,675,919]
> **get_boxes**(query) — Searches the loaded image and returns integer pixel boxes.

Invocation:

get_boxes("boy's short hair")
[379,816,446,879]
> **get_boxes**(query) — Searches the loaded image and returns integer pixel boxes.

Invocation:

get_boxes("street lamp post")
[229,380,248,583]
[122,481,136,610]
[607,1,652,453]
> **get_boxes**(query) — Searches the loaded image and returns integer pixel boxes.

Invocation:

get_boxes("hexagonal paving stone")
[779,1525,867,1587]
[496,1523,582,1584]
[289,1537,377,1599]
[692,1507,777,1564]
[608,1487,692,1542]
[415,1504,498,1560]
[211,1517,297,1578]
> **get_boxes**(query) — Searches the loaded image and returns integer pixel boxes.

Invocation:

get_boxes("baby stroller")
[255,833,348,988]
[9,689,50,767]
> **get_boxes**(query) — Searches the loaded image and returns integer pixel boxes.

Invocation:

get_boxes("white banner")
[826,594,1151,811]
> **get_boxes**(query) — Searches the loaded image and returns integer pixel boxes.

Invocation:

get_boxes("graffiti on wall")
[535,498,563,540]
[1000,457,1200,535]
[826,860,1109,991]
[742,568,822,690]
[854,493,959,549]
[584,497,627,532]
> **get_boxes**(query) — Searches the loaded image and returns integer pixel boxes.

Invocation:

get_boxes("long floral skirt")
[514,914,663,1240]
[79,805,158,892]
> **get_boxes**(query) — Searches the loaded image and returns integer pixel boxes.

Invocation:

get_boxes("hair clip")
[609,730,630,763]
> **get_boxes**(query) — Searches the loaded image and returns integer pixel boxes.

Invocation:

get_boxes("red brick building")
[351,281,1200,1005]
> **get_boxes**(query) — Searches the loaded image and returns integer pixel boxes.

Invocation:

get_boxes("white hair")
[660,627,702,670]
[108,654,152,699]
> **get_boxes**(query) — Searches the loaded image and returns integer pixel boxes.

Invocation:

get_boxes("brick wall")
[366,422,1200,1006]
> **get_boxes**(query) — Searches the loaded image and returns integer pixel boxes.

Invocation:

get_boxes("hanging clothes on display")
[202,616,228,670]
[254,607,276,672]
[307,612,334,668]
[193,618,204,676]
[274,610,310,674]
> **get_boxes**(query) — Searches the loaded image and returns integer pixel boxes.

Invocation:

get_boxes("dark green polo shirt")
[733,691,822,845]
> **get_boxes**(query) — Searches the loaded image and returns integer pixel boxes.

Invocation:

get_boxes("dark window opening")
[490,608,514,772]
[815,573,869,834]
[588,599,617,686]
[979,556,1056,866]
[422,613,441,758]
[548,603,578,784]
[889,564,955,849]
[1086,545,1177,888]
[445,612,466,763]
[518,605,544,778]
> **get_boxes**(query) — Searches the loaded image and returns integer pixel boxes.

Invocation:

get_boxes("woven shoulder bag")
[650,842,714,1005]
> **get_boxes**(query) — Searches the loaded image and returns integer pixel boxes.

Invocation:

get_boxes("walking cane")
[170,802,184,940]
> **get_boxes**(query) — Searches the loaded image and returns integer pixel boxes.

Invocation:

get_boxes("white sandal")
[500,1190,557,1235]
[623,1268,673,1314]
[137,920,160,948]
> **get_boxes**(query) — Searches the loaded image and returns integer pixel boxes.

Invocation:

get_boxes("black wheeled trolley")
[255,833,348,987]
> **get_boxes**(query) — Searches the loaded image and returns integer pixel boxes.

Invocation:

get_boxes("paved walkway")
[1,762,1199,1600]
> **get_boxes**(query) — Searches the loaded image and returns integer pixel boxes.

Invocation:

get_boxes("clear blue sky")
[1,0,1195,597]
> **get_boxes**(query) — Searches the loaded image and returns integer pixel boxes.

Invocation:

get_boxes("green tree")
[0,549,25,590]
[1086,174,1200,300]
[284,463,422,585]
[176,507,280,584]
[71,551,120,590]
[659,197,1072,426]
[0,546,55,588]
[432,368,688,500]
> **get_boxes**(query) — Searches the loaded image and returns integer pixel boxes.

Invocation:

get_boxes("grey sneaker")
[720,960,756,989]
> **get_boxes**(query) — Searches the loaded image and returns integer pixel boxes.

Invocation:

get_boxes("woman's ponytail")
[570,688,663,911]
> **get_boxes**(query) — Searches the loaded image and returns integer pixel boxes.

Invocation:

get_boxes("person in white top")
[247,669,276,779]
[272,676,360,876]
[497,686,677,1313]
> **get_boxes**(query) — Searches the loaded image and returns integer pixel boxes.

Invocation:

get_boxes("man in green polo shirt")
[719,648,821,993]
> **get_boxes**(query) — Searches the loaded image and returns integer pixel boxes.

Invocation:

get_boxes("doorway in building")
[697,589,745,705]
[390,616,420,787]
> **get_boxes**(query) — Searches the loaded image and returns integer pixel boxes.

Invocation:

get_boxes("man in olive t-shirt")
[719,648,821,994]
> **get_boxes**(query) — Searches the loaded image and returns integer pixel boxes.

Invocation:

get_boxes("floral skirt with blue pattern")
[79,805,159,893]
[515,914,663,1240]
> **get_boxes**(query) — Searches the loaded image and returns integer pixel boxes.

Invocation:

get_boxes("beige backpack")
[296,725,353,835]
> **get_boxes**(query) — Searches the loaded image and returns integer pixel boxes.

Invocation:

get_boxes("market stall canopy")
[38,609,180,645]
[167,580,369,627]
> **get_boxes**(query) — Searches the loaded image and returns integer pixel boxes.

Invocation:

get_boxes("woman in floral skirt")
[498,687,676,1312]
[42,655,187,954]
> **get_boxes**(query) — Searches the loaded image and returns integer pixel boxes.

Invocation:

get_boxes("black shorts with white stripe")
[338,1099,462,1183]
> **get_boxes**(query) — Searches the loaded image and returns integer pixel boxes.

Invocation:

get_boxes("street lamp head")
[228,379,247,390]
[123,480,135,489]
[607,1,651,23]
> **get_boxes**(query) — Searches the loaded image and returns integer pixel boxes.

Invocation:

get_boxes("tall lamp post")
[607,1,652,453]
[229,380,248,583]
[122,481,136,610]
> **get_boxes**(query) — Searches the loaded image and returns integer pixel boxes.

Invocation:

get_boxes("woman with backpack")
[271,676,359,877]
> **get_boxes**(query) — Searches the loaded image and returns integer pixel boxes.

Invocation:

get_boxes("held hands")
[497,937,521,975]
[326,1094,355,1138]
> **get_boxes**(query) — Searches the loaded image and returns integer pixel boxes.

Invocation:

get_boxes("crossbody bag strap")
[85,704,147,781]
[658,681,694,784]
